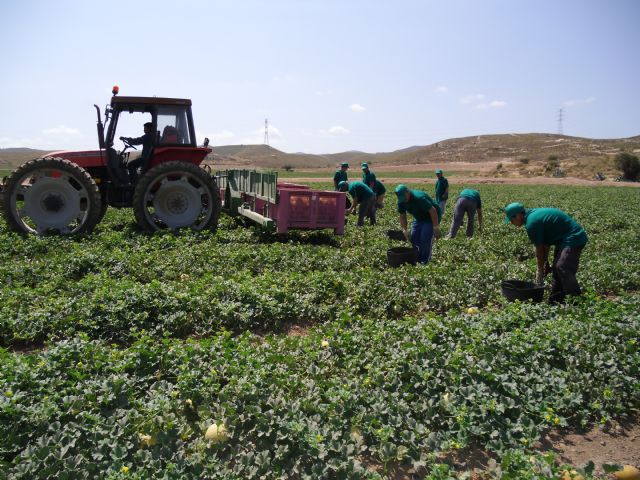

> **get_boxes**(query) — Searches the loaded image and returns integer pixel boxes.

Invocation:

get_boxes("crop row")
[1,293,638,478]
[1,184,639,347]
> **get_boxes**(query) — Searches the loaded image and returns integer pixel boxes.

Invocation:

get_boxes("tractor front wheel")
[1,157,102,235]
[132,161,220,232]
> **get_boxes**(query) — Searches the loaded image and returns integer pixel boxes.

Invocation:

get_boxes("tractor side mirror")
[203,137,210,147]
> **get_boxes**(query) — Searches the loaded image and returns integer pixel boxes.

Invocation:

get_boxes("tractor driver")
[120,122,154,182]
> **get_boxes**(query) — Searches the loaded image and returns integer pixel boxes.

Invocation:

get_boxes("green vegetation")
[614,152,640,181]
[1,183,639,478]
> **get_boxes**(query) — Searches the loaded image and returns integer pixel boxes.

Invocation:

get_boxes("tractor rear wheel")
[132,161,220,232]
[1,157,102,235]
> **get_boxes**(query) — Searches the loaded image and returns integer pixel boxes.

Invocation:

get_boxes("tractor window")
[113,112,152,151]
[157,106,192,146]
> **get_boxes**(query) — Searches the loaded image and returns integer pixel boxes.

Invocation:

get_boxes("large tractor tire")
[1,157,102,235]
[132,161,221,232]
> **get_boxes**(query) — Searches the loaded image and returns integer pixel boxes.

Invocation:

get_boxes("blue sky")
[1,0,638,153]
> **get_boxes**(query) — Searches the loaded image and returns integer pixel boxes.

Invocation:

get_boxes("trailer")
[216,169,346,235]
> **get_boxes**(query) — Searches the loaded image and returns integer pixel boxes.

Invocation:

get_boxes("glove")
[536,268,545,286]
[402,229,409,241]
[433,226,442,240]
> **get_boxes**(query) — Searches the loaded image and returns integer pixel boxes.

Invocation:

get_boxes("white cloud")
[328,125,350,135]
[349,103,366,113]
[42,125,80,136]
[0,133,85,150]
[460,94,485,105]
[434,86,449,93]
[476,100,508,109]
[562,96,595,107]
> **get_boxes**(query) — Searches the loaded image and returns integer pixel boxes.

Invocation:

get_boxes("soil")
[541,417,640,475]
[281,162,640,187]
[284,175,640,187]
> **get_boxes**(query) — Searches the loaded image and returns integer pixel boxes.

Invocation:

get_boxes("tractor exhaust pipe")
[94,104,105,149]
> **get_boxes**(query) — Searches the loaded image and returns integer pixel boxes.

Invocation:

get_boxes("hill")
[206,133,640,180]
[3,133,640,180]
[209,133,640,169]
[0,148,50,170]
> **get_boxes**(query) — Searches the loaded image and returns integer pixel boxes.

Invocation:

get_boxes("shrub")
[519,158,529,165]
[282,164,294,172]
[614,152,640,181]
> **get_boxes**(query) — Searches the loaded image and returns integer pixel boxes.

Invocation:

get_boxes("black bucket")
[501,280,545,303]
[387,230,406,241]
[387,246,418,267]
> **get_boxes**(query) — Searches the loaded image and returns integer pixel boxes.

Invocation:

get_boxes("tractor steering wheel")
[119,137,138,150]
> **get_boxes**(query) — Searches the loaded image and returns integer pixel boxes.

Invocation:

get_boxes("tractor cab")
[89,87,212,209]
[97,91,200,186]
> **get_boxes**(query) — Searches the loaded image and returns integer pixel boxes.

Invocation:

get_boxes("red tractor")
[0,86,220,234]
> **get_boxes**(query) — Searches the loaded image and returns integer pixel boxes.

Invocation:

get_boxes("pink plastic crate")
[274,188,345,234]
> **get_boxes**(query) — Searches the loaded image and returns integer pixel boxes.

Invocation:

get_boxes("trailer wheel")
[132,161,220,232]
[1,157,102,235]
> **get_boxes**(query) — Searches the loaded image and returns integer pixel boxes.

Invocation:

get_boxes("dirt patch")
[285,322,312,337]
[284,174,640,187]
[438,444,496,475]
[251,318,315,338]
[540,417,640,474]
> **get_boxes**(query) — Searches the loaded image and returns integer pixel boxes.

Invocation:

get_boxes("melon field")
[1,183,639,479]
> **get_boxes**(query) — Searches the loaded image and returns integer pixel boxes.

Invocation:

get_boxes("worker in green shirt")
[395,184,442,264]
[333,162,349,190]
[447,188,483,238]
[361,163,376,189]
[338,180,376,226]
[503,203,588,304]
[434,169,449,215]
[373,179,386,209]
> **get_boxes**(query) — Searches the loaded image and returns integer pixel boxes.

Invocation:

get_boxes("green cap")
[361,162,368,169]
[338,181,348,191]
[435,169,443,174]
[395,184,408,198]
[502,202,525,224]
[340,162,349,168]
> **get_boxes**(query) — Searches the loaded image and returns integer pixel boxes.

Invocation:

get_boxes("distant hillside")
[208,134,640,171]
[3,133,640,178]
[0,148,49,169]
[209,144,331,168]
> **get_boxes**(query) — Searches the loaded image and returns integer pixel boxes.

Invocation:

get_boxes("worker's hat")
[502,202,525,224]
[395,184,409,198]
[435,169,443,174]
[338,181,348,191]
[361,163,369,170]
[340,162,349,168]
